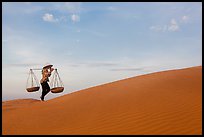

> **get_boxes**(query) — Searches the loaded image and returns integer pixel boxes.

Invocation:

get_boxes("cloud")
[71,14,80,23]
[150,18,179,32]
[42,13,58,22]
[168,18,179,31]
[181,15,190,23]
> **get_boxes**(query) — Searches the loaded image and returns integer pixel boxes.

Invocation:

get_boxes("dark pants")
[41,82,50,100]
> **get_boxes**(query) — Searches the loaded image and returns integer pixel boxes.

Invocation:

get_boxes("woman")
[40,64,54,101]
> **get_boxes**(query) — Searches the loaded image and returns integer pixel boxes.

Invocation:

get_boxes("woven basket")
[51,87,64,93]
[26,86,40,92]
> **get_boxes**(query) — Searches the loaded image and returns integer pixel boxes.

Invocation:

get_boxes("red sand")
[2,66,202,135]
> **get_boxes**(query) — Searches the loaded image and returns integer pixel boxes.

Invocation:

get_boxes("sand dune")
[2,66,202,135]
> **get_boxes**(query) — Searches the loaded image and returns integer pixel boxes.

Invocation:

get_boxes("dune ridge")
[2,66,202,135]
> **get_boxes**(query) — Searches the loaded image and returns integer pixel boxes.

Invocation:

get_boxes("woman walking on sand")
[40,64,54,101]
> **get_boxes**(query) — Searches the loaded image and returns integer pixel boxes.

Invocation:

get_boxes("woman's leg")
[44,82,50,96]
[41,82,50,101]
[41,82,46,101]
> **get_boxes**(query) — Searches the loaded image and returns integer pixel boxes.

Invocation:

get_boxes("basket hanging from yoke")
[26,69,40,92]
[50,69,64,93]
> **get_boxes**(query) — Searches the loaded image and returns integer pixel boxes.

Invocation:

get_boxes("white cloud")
[181,15,190,23]
[150,18,179,32]
[42,13,58,22]
[71,14,80,23]
[168,18,179,31]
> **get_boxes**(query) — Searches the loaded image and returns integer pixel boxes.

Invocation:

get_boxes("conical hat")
[43,63,53,69]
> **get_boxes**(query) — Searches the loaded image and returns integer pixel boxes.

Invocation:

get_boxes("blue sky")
[2,2,202,101]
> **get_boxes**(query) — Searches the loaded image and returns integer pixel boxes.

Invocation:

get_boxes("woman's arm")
[50,67,54,72]
[47,67,54,77]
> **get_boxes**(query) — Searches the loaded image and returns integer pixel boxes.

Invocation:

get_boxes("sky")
[2,2,202,101]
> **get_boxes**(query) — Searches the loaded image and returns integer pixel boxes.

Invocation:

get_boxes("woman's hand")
[50,67,54,72]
